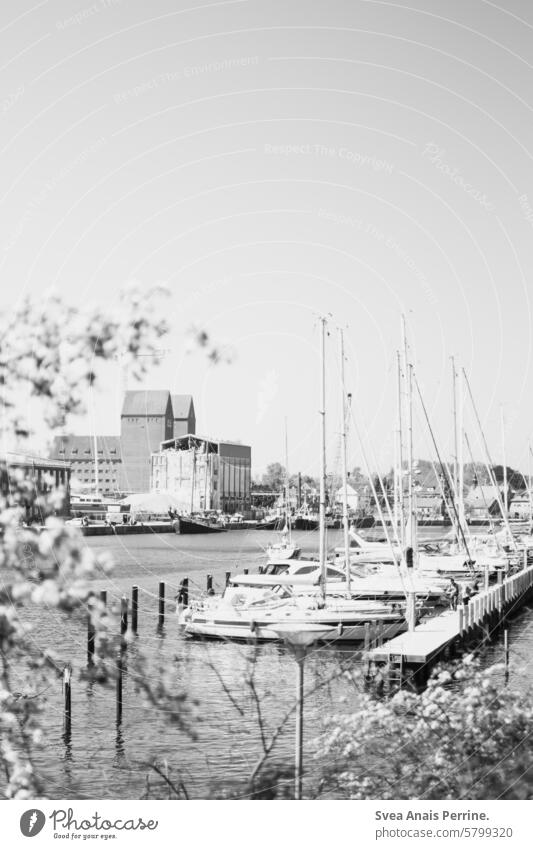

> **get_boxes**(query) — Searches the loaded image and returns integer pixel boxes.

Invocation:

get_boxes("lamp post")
[271,623,336,800]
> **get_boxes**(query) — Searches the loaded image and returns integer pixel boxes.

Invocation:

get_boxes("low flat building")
[1,452,71,519]
[151,434,251,513]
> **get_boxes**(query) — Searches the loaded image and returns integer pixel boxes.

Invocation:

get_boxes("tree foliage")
[317,659,533,800]
[0,285,201,798]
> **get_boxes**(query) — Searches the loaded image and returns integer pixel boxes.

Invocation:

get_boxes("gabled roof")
[465,485,501,507]
[334,484,358,496]
[171,394,194,419]
[51,435,121,460]
[121,390,171,417]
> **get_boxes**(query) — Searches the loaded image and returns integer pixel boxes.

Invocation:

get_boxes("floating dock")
[369,564,533,674]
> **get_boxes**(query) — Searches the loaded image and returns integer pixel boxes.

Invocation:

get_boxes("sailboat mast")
[458,368,465,536]
[527,442,533,532]
[500,406,508,517]
[318,316,327,600]
[338,328,351,593]
[190,445,196,514]
[401,316,415,560]
[284,418,292,543]
[451,356,459,497]
[396,350,405,547]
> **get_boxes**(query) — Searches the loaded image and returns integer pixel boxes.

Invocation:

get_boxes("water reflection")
[24,531,533,798]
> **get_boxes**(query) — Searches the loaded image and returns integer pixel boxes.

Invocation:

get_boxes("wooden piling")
[158,581,165,630]
[116,651,123,724]
[120,595,128,636]
[364,621,370,652]
[63,664,72,737]
[87,610,95,666]
[504,628,509,683]
[131,585,138,634]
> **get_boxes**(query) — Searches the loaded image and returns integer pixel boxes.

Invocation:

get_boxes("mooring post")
[504,628,509,683]
[158,581,165,630]
[225,571,231,587]
[116,651,123,725]
[120,595,128,637]
[406,592,416,632]
[63,664,72,737]
[87,607,95,667]
[206,574,213,593]
[131,585,138,634]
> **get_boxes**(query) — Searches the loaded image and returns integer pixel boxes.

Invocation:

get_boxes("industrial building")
[151,434,252,513]
[51,435,122,494]
[51,390,196,495]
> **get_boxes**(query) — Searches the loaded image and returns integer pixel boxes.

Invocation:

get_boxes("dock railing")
[460,564,533,635]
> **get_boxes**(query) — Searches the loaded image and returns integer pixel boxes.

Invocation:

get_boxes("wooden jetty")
[369,564,533,679]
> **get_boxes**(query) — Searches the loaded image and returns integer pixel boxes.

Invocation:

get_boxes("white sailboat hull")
[184,614,408,642]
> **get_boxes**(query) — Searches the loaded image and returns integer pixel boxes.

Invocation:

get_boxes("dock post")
[406,592,416,632]
[158,581,165,630]
[116,651,123,724]
[120,595,128,639]
[504,628,509,684]
[225,571,231,587]
[87,600,95,666]
[63,664,72,738]
[207,574,213,594]
[131,585,138,634]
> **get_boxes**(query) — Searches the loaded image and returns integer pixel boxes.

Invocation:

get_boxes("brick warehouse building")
[51,390,198,495]
[51,435,122,494]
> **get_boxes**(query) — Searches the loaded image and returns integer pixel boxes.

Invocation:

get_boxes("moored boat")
[175,515,226,534]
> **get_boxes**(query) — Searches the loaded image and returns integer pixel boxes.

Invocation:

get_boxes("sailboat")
[180,319,410,642]
[266,421,301,561]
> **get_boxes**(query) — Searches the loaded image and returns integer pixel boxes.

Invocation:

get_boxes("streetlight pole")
[271,623,335,799]
[294,646,305,800]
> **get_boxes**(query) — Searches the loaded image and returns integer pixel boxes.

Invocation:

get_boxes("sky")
[2,0,533,477]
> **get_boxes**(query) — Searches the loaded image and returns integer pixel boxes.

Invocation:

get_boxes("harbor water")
[24,527,533,799]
